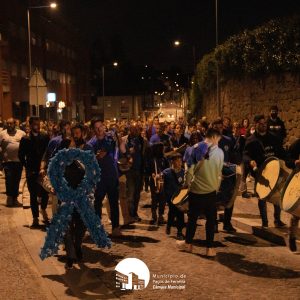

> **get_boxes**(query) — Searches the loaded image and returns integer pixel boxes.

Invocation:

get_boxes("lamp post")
[215,0,220,117]
[27,2,57,116]
[102,61,118,97]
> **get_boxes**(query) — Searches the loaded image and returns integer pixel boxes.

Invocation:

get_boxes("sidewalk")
[229,178,300,248]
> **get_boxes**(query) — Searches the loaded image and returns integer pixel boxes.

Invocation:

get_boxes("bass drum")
[172,188,189,213]
[281,168,300,217]
[216,163,237,209]
[254,157,290,206]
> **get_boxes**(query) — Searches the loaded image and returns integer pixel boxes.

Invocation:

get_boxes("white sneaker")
[176,240,192,253]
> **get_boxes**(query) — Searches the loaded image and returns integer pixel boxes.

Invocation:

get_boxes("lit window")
[31,33,36,45]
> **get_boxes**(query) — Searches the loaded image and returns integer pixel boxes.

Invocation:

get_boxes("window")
[45,39,50,51]
[59,73,66,84]
[36,36,42,47]
[46,69,52,81]
[11,63,18,77]
[31,36,36,46]
[21,65,28,78]
[8,22,17,37]
[66,74,71,84]
[19,27,26,41]
[52,70,58,81]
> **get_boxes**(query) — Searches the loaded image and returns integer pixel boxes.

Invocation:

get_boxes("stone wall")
[201,73,300,145]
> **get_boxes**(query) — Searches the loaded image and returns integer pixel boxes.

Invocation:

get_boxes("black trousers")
[65,209,86,260]
[258,199,281,225]
[126,170,143,217]
[3,162,23,197]
[150,180,165,219]
[167,201,185,232]
[26,172,49,218]
[186,191,217,248]
[94,178,120,229]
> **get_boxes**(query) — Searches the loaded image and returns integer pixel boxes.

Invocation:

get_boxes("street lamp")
[102,61,118,97]
[215,0,220,117]
[173,40,196,70]
[27,2,57,116]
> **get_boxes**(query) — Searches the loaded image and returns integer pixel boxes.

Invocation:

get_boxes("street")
[0,174,300,300]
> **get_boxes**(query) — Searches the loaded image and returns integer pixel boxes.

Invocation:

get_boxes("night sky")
[59,0,300,72]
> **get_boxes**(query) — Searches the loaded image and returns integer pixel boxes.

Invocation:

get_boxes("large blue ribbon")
[40,148,111,260]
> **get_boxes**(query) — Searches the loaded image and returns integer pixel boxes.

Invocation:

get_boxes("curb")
[230,216,300,249]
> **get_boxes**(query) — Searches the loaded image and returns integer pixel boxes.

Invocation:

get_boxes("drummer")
[243,115,286,228]
[212,119,237,233]
[177,128,224,257]
[285,138,300,252]
[163,153,185,240]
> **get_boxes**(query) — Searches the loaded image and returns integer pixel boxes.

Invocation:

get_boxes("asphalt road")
[0,175,300,299]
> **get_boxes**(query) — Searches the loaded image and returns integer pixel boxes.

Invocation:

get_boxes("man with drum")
[285,138,300,252]
[212,119,237,233]
[243,115,286,228]
[177,128,224,257]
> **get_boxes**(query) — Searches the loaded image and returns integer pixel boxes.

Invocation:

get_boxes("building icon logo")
[115,258,150,290]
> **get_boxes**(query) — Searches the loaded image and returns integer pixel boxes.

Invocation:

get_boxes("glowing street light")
[27,2,57,116]
[102,61,118,96]
[174,40,181,47]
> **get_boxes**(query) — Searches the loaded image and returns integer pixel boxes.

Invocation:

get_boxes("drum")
[172,188,189,212]
[217,163,237,209]
[281,169,300,217]
[254,157,290,205]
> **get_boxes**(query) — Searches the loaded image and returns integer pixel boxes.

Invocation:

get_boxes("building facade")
[92,95,143,121]
[0,0,91,122]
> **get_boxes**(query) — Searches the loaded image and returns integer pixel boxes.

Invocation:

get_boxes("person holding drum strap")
[163,153,185,240]
[176,128,224,257]
[212,119,237,233]
[243,115,286,228]
[285,138,300,252]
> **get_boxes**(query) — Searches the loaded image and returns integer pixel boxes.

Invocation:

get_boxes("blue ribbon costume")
[40,148,111,260]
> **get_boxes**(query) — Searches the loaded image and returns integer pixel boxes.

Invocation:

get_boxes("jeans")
[185,191,217,248]
[167,201,185,232]
[3,162,23,197]
[65,209,86,260]
[258,199,281,225]
[26,172,49,218]
[95,178,120,229]
[126,170,143,217]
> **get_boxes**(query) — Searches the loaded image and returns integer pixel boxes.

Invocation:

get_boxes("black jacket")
[267,117,286,144]
[18,132,50,173]
[286,139,300,170]
[243,132,286,168]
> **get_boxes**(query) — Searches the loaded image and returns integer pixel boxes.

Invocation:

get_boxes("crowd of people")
[0,104,299,268]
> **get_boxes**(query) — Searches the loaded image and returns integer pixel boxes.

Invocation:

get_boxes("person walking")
[0,118,26,207]
[177,128,224,257]
[18,117,50,227]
